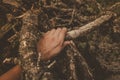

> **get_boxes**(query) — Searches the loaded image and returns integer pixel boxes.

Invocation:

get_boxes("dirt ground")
[0,0,120,80]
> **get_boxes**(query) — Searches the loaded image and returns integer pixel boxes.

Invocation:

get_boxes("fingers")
[44,28,68,48]
[62,41,71,48]
[44,29,56,38]
[58,28,67,43]
[45,28,66,35]
[54,28,62,37]
[49,28,67,46]
[44,29,56,35]
[48,41,71,58]
[44,31,50,36]
[49,29,56,35]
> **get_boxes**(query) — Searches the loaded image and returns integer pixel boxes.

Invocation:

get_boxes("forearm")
[0,65,22,80]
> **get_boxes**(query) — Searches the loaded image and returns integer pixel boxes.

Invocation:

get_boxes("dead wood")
[8,32,19,43]
[0,23,16,39]
[67,12,113,39]
[39,12,113,40]
[3,0,21,8]
[108,2,120,11]
[19,10,41,80]
[66,45,78,80]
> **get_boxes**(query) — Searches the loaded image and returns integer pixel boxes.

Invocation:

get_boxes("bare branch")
[67,46,78,80]
[3,0,21,8]
[67,12,113,39]
[108,2,120,10]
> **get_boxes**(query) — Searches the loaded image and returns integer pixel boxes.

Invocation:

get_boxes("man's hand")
[37,28,70,60]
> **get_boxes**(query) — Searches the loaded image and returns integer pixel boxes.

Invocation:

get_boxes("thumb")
[62,41,71,48]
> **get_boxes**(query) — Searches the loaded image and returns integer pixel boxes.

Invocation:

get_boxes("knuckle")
[52,29,56,31]
[63,27,67,31]
[57,28,61,30]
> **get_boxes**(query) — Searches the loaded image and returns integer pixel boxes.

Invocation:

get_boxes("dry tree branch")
[39,12,113,39]
[69,41,94,80]
[3,0,21,8]
[107,2,120,16]
[108,2,120,10]
[67,12,113,39]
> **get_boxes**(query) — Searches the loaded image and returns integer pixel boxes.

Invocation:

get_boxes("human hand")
[37,28,70,60]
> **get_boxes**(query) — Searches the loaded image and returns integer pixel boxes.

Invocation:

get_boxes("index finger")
[58,27,67,44]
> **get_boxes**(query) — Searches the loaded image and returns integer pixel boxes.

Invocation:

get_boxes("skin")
[0,65,22,80]
[0,28,70,80]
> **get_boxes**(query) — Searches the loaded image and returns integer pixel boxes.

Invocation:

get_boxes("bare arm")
[0,65,22,80]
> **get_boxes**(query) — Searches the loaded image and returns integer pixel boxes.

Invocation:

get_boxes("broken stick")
[67,12,113,39]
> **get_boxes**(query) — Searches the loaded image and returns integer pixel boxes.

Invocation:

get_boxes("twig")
[8,32,19,43]
[67,12,113,39]
[43,6,73,12]
[69,8,76,25]
[93,0,103,12]
[66,46,78,80]
[3,0,21,8]
[40,12,113,39]
[108,2,120,11]
[0,23,16,39]
[41,13,113,37]
[3,57,18,64]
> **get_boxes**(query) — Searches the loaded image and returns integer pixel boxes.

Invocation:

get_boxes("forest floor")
[0,0,120,80]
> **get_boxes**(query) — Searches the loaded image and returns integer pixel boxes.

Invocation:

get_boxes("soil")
[0,0,120,80]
